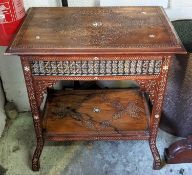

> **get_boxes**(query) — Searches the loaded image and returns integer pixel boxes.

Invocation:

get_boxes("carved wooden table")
[5,7,186,171]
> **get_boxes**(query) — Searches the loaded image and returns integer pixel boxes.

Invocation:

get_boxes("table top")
[6,7,186,55]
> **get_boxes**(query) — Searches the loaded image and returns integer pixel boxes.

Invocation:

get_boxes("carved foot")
[153,161,162,170]
[164,136,192,164]
[32,158,40,171]
[149,141,162,170]
[31,138,44,171]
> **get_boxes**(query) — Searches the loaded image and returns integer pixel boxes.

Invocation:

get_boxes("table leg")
[32,137,44,171]
[137,56,171,169]
[20,57,44,171]
[151,57,171,169]
[149,112,162,170]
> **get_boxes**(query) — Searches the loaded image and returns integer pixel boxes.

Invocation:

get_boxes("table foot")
[32,161,40,171]
[149,140,162,170]
[32,138,44,171]
[153,162,162,170]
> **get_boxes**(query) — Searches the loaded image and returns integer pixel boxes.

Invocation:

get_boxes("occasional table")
[5,7,186,171]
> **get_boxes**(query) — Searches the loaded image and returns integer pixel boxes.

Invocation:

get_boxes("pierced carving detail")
[31,59,162,76]
[33,80,57,107]
[136,79,158,103]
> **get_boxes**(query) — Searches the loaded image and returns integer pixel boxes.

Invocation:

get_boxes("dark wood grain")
[43,89,150,139]
[5,7,186,55]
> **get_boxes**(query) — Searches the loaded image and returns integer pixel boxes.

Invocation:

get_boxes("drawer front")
[30,59,162,76]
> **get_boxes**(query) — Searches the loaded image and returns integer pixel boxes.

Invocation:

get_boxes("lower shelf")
[43,89,150,141]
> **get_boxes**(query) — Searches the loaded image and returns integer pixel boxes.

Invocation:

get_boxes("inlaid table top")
[6,7,185,55]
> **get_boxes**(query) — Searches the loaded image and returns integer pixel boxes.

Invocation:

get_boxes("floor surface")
[0,113,192,175]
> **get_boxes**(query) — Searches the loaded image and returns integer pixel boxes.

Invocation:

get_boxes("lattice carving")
[31,59,162,76]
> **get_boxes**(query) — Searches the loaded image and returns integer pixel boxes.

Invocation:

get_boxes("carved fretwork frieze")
[30,59,162,76]
[33,80,57,107]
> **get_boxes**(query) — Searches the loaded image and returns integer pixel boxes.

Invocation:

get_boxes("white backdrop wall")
[68,0,100,6]
[101,0,192,20]
[101,0,169,8]
[0,0,191,111]
[23,0,62,8]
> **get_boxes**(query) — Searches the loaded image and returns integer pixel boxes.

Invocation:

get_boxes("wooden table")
[5,7,186,171]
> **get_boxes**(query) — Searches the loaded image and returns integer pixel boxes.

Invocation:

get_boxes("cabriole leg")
[149,114,162,170]
[149,57,171,169]
[137,56,171,170]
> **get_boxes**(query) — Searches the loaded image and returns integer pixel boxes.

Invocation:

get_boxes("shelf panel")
[43,89,150,141]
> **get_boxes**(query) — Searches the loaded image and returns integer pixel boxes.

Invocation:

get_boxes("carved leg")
[32,136,44,171]
[137,56,172,170]
[20,58,45,171]
[149,83,167,170]
[149,119,162,170]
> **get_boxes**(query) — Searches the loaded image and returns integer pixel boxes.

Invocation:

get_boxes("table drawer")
[30,59,162,76]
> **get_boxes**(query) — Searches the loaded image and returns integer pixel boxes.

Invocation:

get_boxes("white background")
[101,0,169,8]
